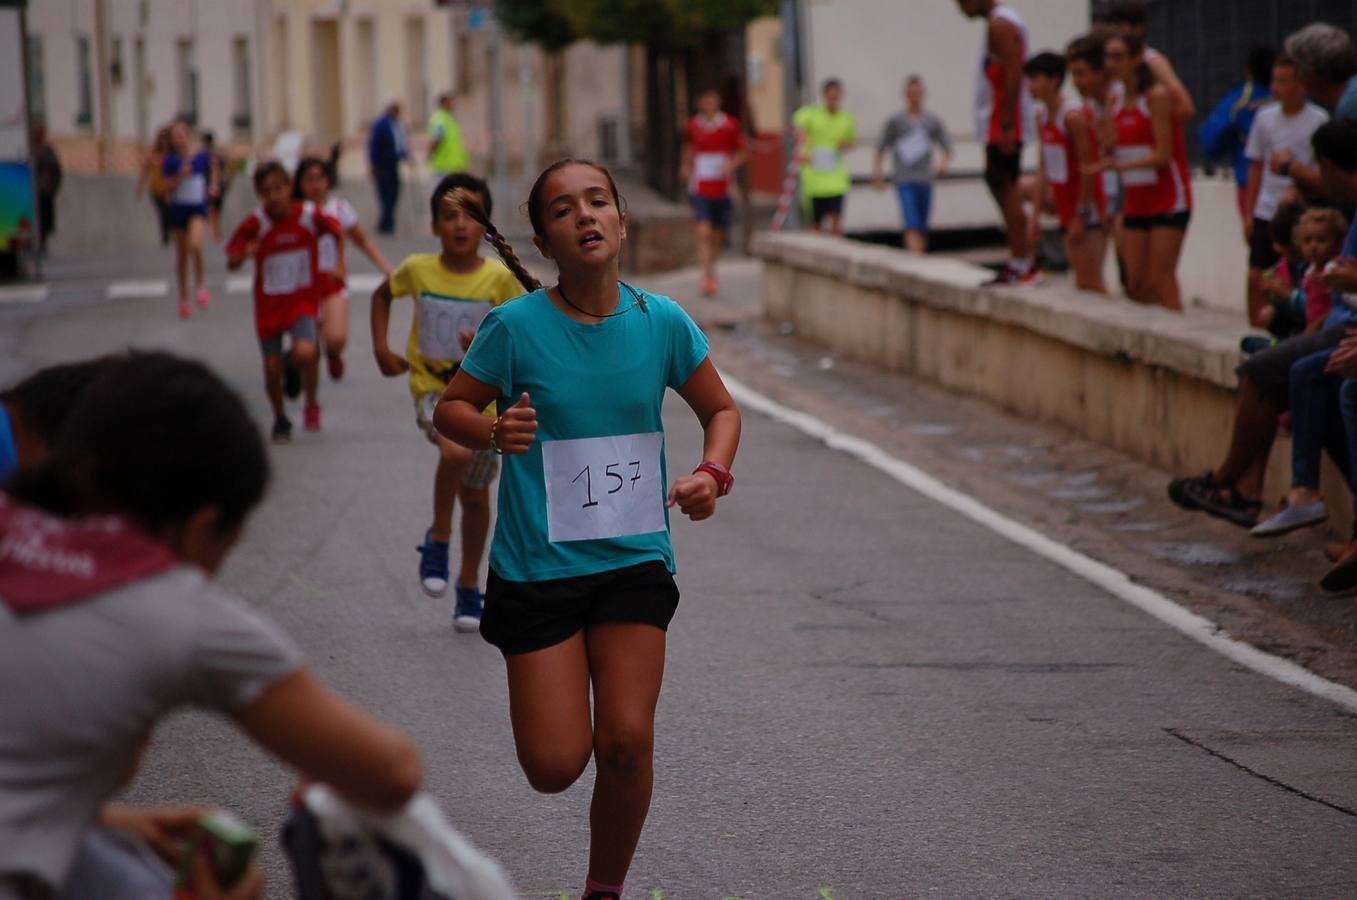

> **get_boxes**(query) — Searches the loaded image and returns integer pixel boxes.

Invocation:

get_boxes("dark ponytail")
[436,177,543,294]
[6,351,269,534]
[292,148,338,200]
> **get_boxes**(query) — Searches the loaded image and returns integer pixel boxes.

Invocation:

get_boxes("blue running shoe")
[416,530,450,598]
[453,584,484,633]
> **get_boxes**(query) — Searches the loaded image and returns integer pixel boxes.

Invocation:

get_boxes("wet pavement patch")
[1144,541,1245,567]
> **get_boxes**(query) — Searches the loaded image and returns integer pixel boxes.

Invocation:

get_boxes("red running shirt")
[1036,100,1106,228]
[684,112,746,199]
[1112,95,1192,218]
[976,4,1030,145]
[226,201,341,339]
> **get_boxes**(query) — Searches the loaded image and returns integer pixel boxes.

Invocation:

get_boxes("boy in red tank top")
[1026,51,1108,293]
[226,163,343,442]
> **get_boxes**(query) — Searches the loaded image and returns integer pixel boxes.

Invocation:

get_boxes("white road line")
[226,275,253,295]
[346,273,383,293]
[0,284,49,305]
[106,279,168,300]
[722,374,1357,715]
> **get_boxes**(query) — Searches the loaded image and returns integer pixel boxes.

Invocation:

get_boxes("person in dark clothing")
[1199,44,1274,222]
[368,101,409,235]
[32,124,62,254]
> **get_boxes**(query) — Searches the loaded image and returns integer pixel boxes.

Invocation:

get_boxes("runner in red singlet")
[1093,31,1191,312]
[957,0,1037,286]
[1026,52,1108,294]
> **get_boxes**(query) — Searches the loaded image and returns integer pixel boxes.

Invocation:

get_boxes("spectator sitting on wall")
[1167,120,1357,530]
[1284,23,1357,123]
[1241,53,1329,325]
[1199,43,1274,222]
[1250,201,1310,342]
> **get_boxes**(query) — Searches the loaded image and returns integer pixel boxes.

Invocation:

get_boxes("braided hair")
[438,179,543,294]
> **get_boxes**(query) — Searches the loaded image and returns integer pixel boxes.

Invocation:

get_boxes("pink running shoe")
[195,285,211,309]
[326,351,345,381]
[178,297,191,319]
[700,275,718,297]
[303,403,322,432]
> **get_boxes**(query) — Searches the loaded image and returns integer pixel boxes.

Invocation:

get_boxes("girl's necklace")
[555,281,646,319]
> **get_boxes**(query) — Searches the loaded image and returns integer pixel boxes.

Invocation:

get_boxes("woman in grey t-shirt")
[0,353,423,898]
[872,75,954,253]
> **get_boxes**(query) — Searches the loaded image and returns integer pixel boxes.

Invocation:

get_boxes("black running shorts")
[482,560,680,656]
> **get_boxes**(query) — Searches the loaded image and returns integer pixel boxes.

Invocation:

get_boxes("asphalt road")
[5,241,1357,898]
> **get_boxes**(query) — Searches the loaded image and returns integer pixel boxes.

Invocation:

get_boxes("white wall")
[804,0,1088,143]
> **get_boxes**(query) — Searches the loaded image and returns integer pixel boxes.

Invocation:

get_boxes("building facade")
[24,0,628,177]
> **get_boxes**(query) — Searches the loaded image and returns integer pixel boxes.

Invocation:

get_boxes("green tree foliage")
[492,0,577,52]
[494,0,776,50]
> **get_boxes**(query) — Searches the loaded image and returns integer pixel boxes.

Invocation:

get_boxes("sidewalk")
[650,257,1357,689]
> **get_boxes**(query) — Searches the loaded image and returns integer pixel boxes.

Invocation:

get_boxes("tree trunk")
[643,44,681,200]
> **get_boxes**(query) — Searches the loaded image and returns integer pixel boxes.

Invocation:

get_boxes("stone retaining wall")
[753,231,1347,520]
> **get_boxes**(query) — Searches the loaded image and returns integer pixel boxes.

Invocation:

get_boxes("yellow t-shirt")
[387,253,525,400]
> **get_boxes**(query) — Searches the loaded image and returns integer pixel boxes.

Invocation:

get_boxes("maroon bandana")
[0,494,176,615]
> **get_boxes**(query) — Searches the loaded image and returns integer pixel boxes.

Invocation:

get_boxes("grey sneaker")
[1250,501,1328,537]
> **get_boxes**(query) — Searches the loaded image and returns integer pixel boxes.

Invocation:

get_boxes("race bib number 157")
[542,432,666,543]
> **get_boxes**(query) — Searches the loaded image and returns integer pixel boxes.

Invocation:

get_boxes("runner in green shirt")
[427,94,469,176]
[793,78,857,235]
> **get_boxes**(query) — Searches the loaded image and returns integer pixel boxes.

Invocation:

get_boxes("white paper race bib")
[417,294,493,363]
[810,147,839,171]
[317,234,339,274]
[1043,143,1069,185]
[1115,145,1156,186]
[542,432,666,543]
[261,249,311,296]
[173,172,206,206]
[693,152,728,181]
[895,129,930,167]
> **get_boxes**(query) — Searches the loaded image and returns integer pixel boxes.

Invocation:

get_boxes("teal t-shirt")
[459,285,709,582]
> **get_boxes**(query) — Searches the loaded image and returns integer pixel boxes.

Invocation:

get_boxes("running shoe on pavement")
[283,354,302,399]
[453,584,484,632]
[271,415,293,444]
[981,262,1040,288]
[700,275,718,297]
[416,530,450,598]
[327,350,345,381]
[303,403,322,432]
[1167,470,1215,510]
[178,297,191,319]
[195,285,211,309]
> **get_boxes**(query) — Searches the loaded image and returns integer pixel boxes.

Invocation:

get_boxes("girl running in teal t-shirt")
[434,159,741,900]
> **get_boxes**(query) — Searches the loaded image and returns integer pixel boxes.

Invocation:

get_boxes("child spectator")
[1242,54,1329,324]
[1252,201,1310,339]
[1298,206,1348,328]
[226,162,343,443]
[0,351,421,898]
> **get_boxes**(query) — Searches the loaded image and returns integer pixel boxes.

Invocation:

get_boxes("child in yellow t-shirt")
[371,173,525,631]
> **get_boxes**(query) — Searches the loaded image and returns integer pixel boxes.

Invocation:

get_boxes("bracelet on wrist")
[693,461,734,497]
[488,416,503,454]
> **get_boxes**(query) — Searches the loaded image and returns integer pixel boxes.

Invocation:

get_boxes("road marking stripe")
[0,284,49,304]
[722,374,1357,715]
[347,272,383,293]
[226,275,253,295]
[106,279,168,300]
